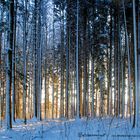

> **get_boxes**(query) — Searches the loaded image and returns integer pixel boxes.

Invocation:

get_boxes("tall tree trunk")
[0,2,4,126]
[121,52,126,118]
[65,27,69,118]
[23,0,27,124]
[138,0,140,128]
[91,55,95,117]
[44,62,47,119]
[114,7,119,116]
[44,17,48,119]
[76,0,80,119]
[33,0,37,119]
[38,0,42,121]
[52,10,55,119]
[12,0,17,122]
[60,48,64,118]
[5,0,14,129]
[133,0,138,128]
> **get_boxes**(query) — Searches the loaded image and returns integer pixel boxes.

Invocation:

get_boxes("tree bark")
[5,0,14,129]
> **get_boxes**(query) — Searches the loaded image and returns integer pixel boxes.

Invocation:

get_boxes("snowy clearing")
[0,117,139,140]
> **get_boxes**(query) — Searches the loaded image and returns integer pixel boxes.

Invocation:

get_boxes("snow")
[0,117,140,140]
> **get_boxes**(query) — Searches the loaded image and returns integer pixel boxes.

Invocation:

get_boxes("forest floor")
[0,117,140,140]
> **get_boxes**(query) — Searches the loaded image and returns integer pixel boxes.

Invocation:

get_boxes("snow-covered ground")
[0,117,140,140]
